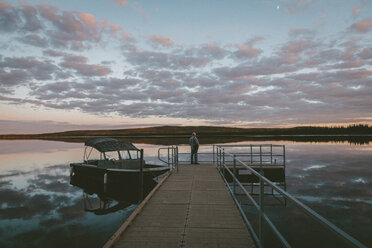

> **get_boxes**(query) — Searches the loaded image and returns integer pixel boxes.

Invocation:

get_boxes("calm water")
[0,139,371,247]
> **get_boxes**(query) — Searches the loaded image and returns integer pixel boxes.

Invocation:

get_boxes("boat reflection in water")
[70,170,158,215]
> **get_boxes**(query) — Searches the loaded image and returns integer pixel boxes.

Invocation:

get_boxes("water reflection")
[0,139,371,247]
[69,169,157,215]
[0,160,139,248]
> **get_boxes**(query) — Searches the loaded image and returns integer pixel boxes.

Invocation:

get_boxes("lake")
[0,139,371,247]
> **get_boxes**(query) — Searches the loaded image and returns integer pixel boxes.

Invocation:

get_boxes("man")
[189,132,199,164]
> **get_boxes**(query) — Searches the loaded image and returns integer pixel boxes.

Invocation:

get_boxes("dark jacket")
[189,136,199,148]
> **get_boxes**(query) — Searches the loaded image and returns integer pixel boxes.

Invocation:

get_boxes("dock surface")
[111,164,255,248]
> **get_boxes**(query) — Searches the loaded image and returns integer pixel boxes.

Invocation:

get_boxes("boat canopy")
[85,138,139,152]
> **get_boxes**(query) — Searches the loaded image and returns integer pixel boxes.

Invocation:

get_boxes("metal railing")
[177,144,285,166]
[158,145,179,172]
[216,145,366,248]
[177,145,214,164]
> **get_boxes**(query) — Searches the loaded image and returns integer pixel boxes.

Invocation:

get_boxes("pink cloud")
[282,40,316,54]
[61,61,111,76]
[350,19,372,33]
[37,2,59,22]
[351,1,366,18]
[0,2,13,10]
[233,38,263,59]
[200,43,227,59]
[77,13,98,27]
[358,47,372,60]
[114,0,129,7]
[352,7,362,17]
[150,35,174,47]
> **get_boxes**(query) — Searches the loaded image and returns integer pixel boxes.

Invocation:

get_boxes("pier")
[104,164,255,248]
[103,144,366,248]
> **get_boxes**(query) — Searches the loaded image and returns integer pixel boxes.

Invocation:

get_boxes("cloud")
[349,19,372,33]
[0,2,131,51]
[285,0,310,14]
[58,54,111,76]
[16,34,48,47]
[18,2,43,32]
[0,56,60,81]
[351,0,367,18]
[0,2,19,32]
[289,28,316,39]
[232,37,263,60]
[0,120,138,134]
[114,0,129,7]
[278,39,318,64]
[149,35,174,47]
[0,68,30,87]
[125,49,210,70]
[1,1,372,127]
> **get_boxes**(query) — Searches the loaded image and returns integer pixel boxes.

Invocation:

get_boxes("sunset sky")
[0,0,371,134]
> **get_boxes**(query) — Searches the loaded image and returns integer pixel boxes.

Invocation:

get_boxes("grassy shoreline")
[1,125,371,145]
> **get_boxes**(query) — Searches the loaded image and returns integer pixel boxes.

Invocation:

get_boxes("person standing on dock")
[189,132,199,164]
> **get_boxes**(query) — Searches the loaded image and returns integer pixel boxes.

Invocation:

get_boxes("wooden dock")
[105,164,255,248]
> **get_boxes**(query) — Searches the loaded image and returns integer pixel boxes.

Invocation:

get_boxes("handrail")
[176,144,286,165]
[216,145,366,248]
[158,146,179,172]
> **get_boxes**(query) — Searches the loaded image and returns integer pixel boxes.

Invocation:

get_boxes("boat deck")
[105,164,255,248]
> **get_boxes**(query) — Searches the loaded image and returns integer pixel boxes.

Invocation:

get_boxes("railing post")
[259,169,264,247]
[219,147,221,168]
[250,144,253,164]
[283,145,286,168]
[213,144,215,165]
[139,149,144,201]
[171,145,174,170]
[270,144,273,165]
[260,145,263,168]
[167,147,170,170]
[259,144,265,246]
[176,146,179,173]
[233,154,236,195]
[222,148,225,177]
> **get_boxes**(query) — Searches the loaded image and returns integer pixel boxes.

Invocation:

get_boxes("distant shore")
[1,124,371,145]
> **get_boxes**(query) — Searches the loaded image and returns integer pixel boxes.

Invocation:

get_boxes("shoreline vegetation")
[1,124,372,145]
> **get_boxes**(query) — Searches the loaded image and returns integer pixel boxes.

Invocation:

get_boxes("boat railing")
[158,146,179,172]
[215,144,366,248]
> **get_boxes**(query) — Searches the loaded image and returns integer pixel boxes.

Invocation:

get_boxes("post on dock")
[213,144,215,164]
[270,144,273,164]
[233,154,236,195]
[259,145,264,246]
[171,146,174,170]
[139,149,144,201]
[222,148,225,177]
[167,147,170,170]
[250,144,253,164]
[176,146,179,173]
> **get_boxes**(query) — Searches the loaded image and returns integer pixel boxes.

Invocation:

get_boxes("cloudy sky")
[0,0,371,133]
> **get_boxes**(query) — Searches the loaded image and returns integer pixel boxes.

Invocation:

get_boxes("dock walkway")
[109,164,255,248]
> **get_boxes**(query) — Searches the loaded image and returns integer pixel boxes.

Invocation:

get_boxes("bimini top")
[85,138,139,152]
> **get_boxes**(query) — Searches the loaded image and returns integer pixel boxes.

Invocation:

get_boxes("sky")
[0,0,371,134]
